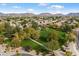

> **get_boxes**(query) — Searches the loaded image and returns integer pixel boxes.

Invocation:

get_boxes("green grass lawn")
[21,39,39,49]
[40,28,53,42]
[3,28,67,52]
[21,39,47,52]
[40,28,67,46]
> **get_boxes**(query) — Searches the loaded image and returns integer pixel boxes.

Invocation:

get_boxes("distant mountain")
[38,13,53,16]
[0,12,36,17]
[0,12,79,16]
[5,13,36,17]
[67,13,79,16]
[22,13,36,16]
[0,13,5,16]
[38,13,65,16]
[53,13,64,16]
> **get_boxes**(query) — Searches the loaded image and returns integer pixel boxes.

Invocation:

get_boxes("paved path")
[29,38,64,56]
[68,42,79,56]
[71,28,79,56]
[29,38,52,51]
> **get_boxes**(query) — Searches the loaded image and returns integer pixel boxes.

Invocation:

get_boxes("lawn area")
[21,39,39,49]
[21,39,48,52]
[3,28,67,52]
[4,38,47,51]
[40,28,67,46]
[40,28,53,42]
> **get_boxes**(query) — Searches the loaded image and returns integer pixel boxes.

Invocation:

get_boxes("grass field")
[3,28,67,52]
[21,39,38,49]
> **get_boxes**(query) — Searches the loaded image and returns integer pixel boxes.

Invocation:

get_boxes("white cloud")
[63,9,79,14]
[27,8,34,12]
[26,8,41,14]
[49,9,79,15]
[48,5,64,9]
[0,10,26,13]
[12,6,20,9]
[38,3,48,6]
[0,3,7,6]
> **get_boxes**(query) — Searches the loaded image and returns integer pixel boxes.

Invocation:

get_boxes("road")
[75,29,79,49]
[68,42,79,55]
[71,28,79,56]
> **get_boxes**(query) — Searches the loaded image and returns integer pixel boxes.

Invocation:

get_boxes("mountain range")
[0,12,79,16]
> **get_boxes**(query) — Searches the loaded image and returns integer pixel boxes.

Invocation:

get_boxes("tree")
[46,40,60,51]
[48,24,59,30]
[34,45,48,55]
[64,50,72,56]
[67,32,76,42]
[0,22,5,33]
[24,27,40,40]
[23,46,32,52]
[75,23,79,28]
[16,31,26,40]
[31,30,40,40]
[31,21,39,30]
[4,22,15,38]
[61,23,72,32]
[11,33,21,48]
[46,30,60,52]
[0,35,4,44]
[11,39,21,48]
[58,33,69,46]
[47,30,59,42]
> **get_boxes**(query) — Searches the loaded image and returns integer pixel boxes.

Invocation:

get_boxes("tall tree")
[24,27,40,40]
[61,23,72,32]
[47,30,59,42]
[46,40,60,51]
[0,35,4,44]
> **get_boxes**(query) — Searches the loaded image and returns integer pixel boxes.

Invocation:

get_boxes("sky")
[0,3,79,14]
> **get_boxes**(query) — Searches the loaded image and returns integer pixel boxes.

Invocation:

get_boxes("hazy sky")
[0,3,79,14]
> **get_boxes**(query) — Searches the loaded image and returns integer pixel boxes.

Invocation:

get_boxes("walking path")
[71,28,79,56]
[29,38,52,51]
[0,31,79,56]
[29,38,64,56]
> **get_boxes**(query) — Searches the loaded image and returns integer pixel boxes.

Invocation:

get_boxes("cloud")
[0,10,26,13]
[49,9,79,15]
[26,8,41,14]
[12,6,20,9]
[38,3,48,6]
[48,5,64,9]
[27,8,34,12]
[0,3,7,6]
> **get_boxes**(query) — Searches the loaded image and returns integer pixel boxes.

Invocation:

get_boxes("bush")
[64,51,72,56]
[23,46,32,52]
